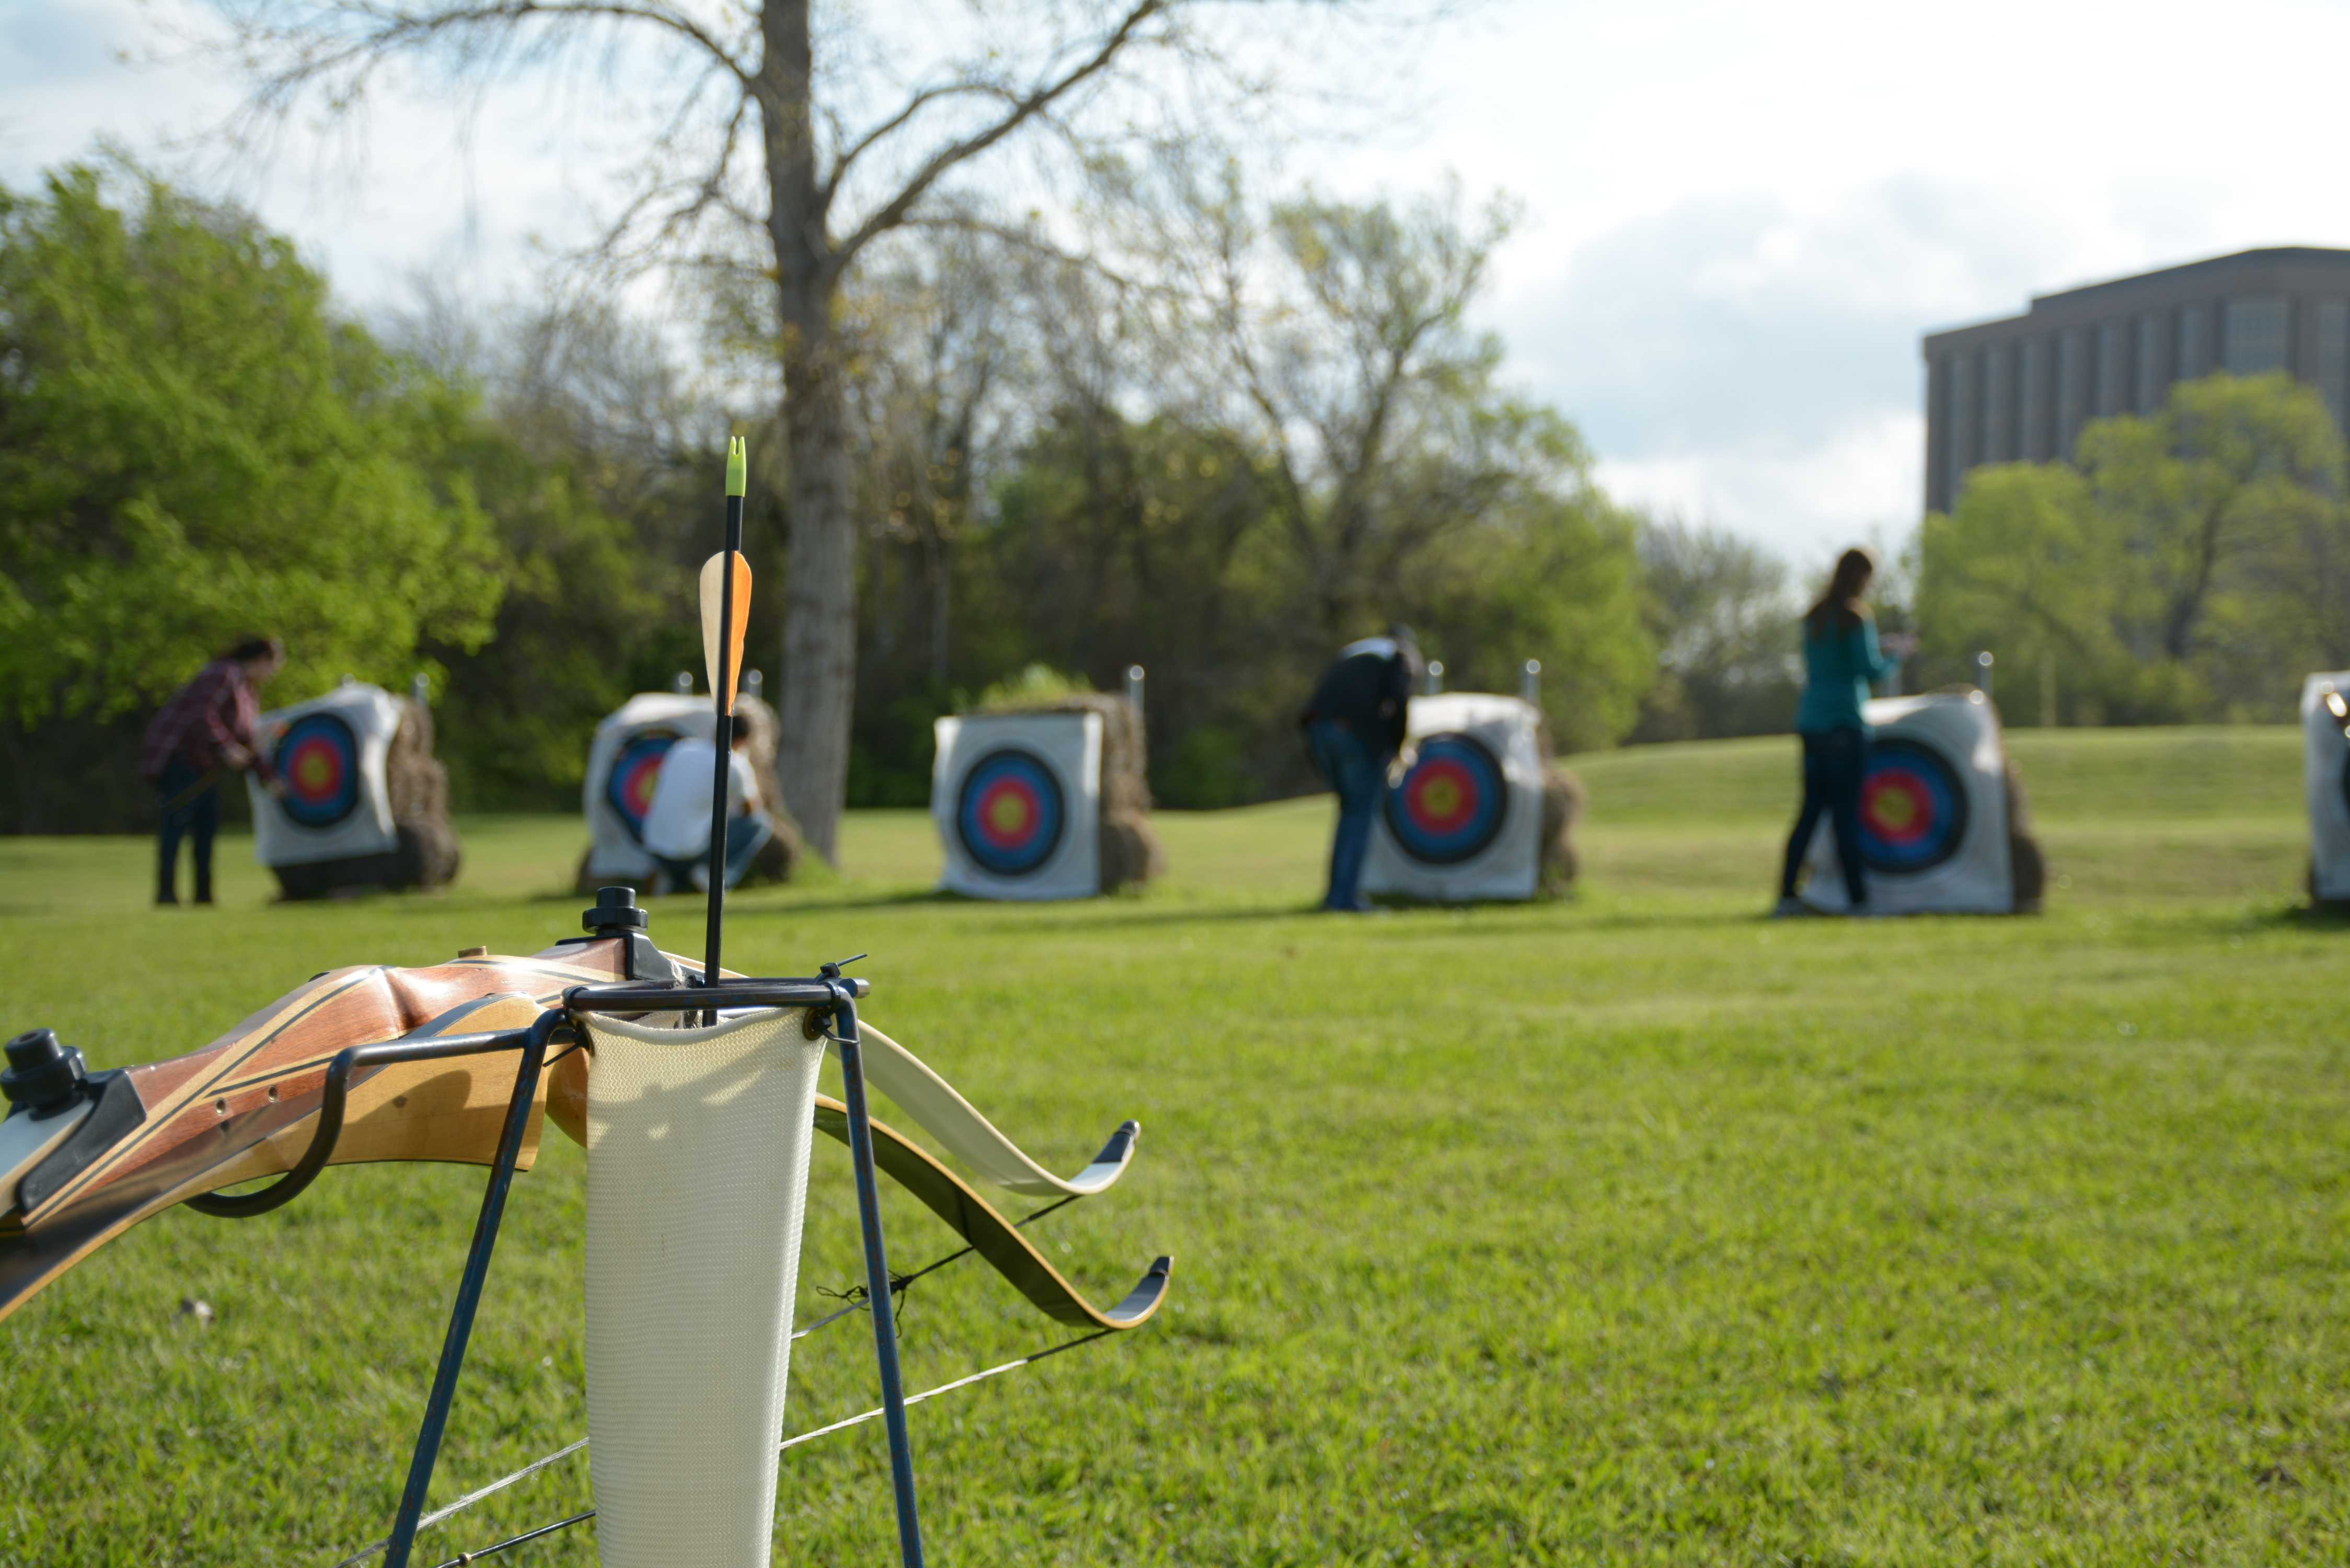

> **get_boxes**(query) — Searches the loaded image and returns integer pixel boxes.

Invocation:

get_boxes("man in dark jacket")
[1299,626,1423,912]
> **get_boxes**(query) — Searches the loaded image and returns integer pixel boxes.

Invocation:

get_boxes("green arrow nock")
[725,436,747,497]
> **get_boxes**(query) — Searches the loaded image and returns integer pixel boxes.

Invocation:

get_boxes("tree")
[1916,462,2128,723]
[212,0,1411,862]
[1916,373,2350,723]
[0,165,503,830]
[1630,518,1796,741]
[1392,416,1654,752]
[1131,163,1523,643]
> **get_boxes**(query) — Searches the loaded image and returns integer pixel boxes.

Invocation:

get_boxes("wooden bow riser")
[0,942,633,1328]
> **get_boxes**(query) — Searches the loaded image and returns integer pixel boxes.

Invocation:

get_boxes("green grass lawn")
[4,724,2347,1565]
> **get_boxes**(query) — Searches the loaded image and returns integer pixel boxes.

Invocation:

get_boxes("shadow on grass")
[2232,901,2350,932]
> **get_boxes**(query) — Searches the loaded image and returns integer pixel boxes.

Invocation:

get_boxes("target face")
[272,713,362,829]
[606,730,682,843]
[1384,733,1508,866]
[954,748,1067,877]
[1858,737,1971,874]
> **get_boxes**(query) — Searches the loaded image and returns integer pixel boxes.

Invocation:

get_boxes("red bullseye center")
[976,778,1041,846]
[1408,760,1478,832]
[288,738,343,799]
[1863,769,1934,844]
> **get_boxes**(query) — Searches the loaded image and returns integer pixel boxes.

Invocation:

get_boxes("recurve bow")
[1,923,1167,1334]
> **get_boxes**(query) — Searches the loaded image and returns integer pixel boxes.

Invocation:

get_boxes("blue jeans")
[1781,728,1868,905]
[156,755,220,903]
[1306,720,1390,910]
[655,810,775,893]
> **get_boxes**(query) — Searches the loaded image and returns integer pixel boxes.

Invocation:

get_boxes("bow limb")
[0,941,633,1329]
[654,953,1142,1198]
[851,1022,1142,1198]
[812,1094,1171,1331]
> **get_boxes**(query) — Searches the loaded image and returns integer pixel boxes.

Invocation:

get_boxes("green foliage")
[1378,401,1655,752]
[420,416,675,808]
[1631,518,1798,741]
[975,663,1096,709]
[0,165,504,728]
[1919,373,2350,724]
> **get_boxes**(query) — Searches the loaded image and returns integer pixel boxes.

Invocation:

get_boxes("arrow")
[701,436,748,994]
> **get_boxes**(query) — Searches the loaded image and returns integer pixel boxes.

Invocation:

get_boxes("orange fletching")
[699,551,754,707]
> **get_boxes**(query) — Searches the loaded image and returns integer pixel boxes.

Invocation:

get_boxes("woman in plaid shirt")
[139,637,286,905]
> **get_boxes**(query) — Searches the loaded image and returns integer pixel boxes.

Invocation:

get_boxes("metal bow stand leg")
[821,957,928,1568]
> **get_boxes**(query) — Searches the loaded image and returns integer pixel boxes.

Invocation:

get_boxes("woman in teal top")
[1776,548,1907,915]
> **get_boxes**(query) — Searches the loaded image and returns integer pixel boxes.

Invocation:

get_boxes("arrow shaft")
[703,491,745,989]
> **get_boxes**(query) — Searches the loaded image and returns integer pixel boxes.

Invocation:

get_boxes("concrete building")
[1921,247,2350,514]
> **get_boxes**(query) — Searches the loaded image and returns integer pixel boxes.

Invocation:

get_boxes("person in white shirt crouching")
[642,715,774,894]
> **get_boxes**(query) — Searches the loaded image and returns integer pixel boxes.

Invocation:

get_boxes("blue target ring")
[1858,736,1969,874]
[606,730,681,844]
[273,713,362,829]
[1383,733,1508,866]
[955,748,1066,878]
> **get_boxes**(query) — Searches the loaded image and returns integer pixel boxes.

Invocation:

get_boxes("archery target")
[2300,673,2350,901]
[583,694,718,884]
[247,682,399,866]
[1363,693,1546,902]
[1384,734,1510,865]
[955,748,1067,877]
[933,712,1101,899]
[274,713,362,829]
[1800,691,2014,915]
[1857,737,1969,874]
[605,731,683,844]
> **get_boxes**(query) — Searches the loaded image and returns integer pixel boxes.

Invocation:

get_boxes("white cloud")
[1598,410,1921,564]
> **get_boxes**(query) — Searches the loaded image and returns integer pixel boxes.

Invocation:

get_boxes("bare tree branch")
[223,0,753,94]
[834,0,1171,267]
[824,82,1018,204]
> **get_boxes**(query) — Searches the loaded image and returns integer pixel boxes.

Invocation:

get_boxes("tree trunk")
[761,0,855,863]
[775,317,857,862]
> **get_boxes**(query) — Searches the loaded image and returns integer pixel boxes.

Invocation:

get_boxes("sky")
[11,0,2350,569]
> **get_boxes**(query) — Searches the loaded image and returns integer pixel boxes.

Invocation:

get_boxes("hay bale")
[1539,763,1584,895]
[2002,757,2046,914]
[572,692,803,896]
[1524,713,1583,897]
[385,697,460,889]
[981,691,1162,893]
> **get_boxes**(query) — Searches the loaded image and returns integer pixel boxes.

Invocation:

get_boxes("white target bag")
[247,680,400,867]
[1800,691,2013,915]
[582,693,719,885]
[2301,673,2350,901]
[932,711,1102,900]
[1362,693,1546,902]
